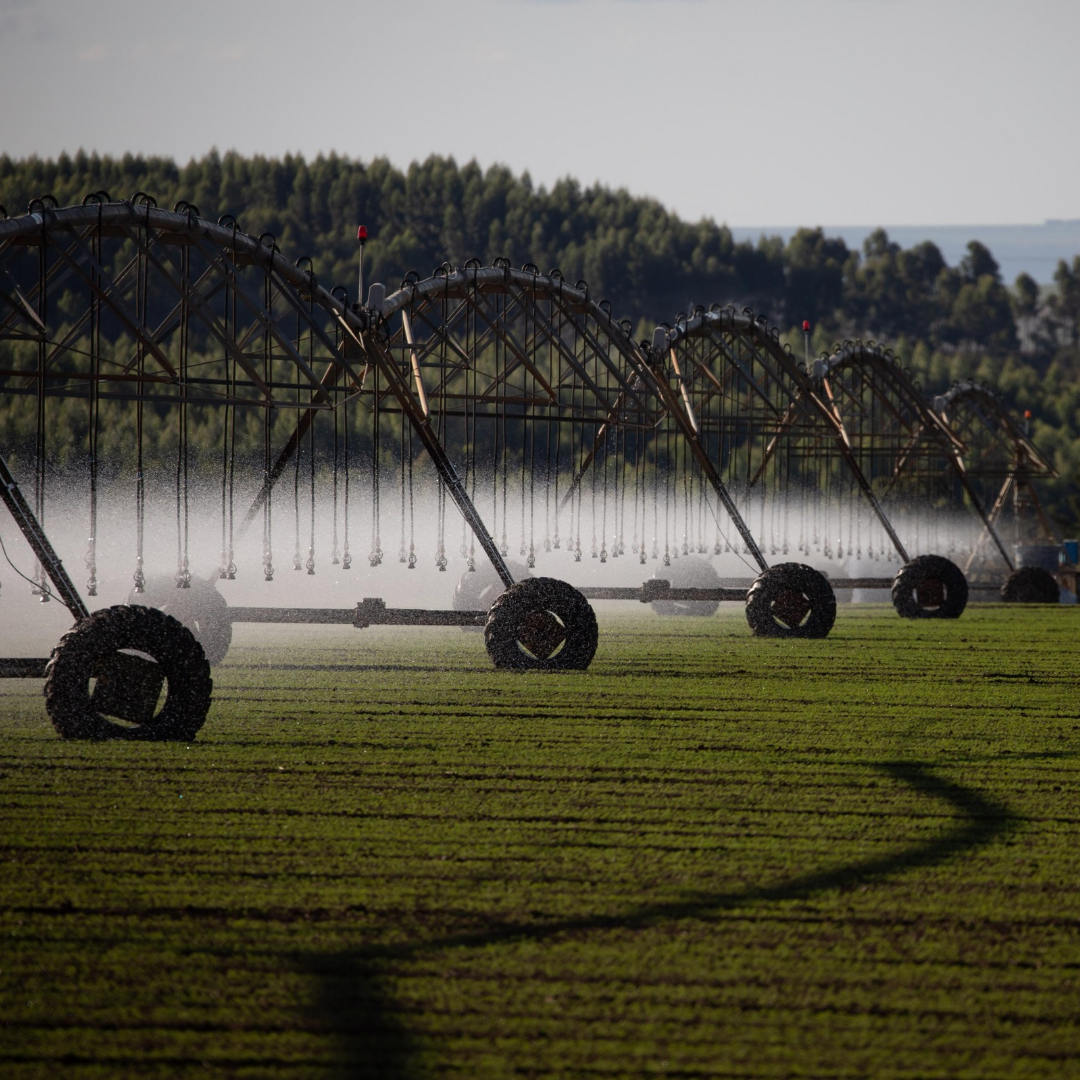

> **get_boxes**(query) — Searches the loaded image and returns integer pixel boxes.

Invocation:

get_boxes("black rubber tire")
[128,576,232,665]
[484,577,598,671]
[891,555,968,619]
[745,562,836,638]
[43,605,212,741]
[651,556,722,617]
[1001,566,1060,604]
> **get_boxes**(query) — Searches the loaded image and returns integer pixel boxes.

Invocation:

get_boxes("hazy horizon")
[1,0,1076,229]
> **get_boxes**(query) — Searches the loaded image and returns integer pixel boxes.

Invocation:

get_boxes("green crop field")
[1,605,1078,1079]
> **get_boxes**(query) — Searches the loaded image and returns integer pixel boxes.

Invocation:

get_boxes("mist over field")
[0,464,988,656]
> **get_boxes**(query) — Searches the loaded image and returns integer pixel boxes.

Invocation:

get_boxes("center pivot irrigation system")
[0,195,1059,740]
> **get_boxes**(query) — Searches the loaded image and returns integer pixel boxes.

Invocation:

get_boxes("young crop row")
[1,608,1077,1077]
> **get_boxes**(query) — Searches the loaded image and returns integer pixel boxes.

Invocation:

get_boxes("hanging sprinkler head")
[802,320,811,367]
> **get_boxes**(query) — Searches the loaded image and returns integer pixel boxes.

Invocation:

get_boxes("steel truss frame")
[932,380,1058,572]
[0,197,1043,626]
[0,200,768,604]
[654,312,914,563]
[646,317,1011,569]
[806,342,1013,567]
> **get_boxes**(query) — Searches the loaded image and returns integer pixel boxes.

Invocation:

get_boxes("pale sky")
[1,0,1076,227]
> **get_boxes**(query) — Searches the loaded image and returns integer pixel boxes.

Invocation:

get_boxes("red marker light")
[802,320,811,332]
[357,225,368,242]
[1024,410,1032,419]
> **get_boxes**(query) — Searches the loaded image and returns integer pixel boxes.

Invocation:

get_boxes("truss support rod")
[947,453,1014,571]
[400,311,430,417]
[881,403,1010,569]
[362,330,515,590]
[239,358,360,537]
[963,475,1013,575]
[883,423,928,496]
[643,352,770,574]
[1027,479,1057,543]
[843,467,910,565]
[668,348,699,432]
[810,384,912,564]
[240,406,312,537]
[559,389,629,514]
[749,397,804,488]
[0,449,89,620]
[0,276,45,333]
[559,418,610,515]
[45,227,179,379]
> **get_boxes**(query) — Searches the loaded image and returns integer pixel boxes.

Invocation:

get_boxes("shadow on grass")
[301,951,418,1079]
[300,760,1016,1078]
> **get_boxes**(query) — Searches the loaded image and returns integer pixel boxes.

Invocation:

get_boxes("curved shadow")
[299,761,1015,1079]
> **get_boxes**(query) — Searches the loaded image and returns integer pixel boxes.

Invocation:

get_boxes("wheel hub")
[89,651,165,725]
[915,579,945,609]
[515,610,566,660]
[771,589,811,629]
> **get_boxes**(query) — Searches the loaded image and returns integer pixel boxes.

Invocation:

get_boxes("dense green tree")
[0,151,789,325]
[0,151,1034,358]
[958,239,1001,284]
[1049,256,1080,347]
[782,227,850,327]
[2,150,1078,527]
[1011,272,1059,366]
[1013,272,1040,320]
[842,232,948,342]
[944,273,1018,354]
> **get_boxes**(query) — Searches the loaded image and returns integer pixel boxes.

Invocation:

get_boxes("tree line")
[2,150,1079,528]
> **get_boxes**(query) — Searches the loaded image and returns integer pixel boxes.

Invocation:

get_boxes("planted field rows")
[1,607,1078,1078]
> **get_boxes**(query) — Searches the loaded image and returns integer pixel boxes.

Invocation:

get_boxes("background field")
[1,606,1078,1078]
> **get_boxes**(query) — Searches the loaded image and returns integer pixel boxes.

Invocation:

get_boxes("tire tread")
[44,605,212,740]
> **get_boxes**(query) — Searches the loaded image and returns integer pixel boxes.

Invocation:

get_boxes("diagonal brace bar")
[0,450,89,620]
